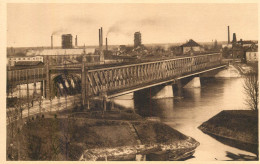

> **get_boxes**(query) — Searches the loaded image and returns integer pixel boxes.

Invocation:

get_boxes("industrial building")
[25,29,106,65]
[62,34,73,49]
[222,26,258,62]
[134,32,142,48]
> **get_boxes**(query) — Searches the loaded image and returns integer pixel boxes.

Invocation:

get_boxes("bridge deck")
[106,64,226,98]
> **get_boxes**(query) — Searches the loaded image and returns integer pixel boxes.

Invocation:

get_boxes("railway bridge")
[7,53,226,107]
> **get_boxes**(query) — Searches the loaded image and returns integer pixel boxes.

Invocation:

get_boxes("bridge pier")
[152,85,174,99]
[112,93,135,109]
[183,77,201,88]
[175,80,183,97]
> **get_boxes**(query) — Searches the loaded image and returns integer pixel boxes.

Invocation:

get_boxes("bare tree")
[243,71,258,111]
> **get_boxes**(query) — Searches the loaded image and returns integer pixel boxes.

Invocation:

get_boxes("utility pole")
[81,54,86,108]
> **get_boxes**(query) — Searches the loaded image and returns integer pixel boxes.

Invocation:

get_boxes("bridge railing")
[86,53,223,96]
[7,67,46,85]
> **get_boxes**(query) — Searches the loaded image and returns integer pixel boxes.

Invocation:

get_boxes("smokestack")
[106,37,108,51]
[75,35,78,47]
[232,33,237,43]
[228,26,230,44]
[99,29,101,47]
[51,35,53,49]
[101,27,103,46]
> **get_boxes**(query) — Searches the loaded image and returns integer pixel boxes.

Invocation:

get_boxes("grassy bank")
[7,110,199,161]
[198,110,258,154]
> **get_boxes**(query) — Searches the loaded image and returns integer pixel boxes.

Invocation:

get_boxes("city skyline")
[7,3,258,47]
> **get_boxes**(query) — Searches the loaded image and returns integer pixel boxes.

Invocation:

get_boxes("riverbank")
[214,62,257,78]
[7,110,199,161]
[198,110,258,155]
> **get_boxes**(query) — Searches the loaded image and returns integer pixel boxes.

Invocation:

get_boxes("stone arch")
[50,73,82,98]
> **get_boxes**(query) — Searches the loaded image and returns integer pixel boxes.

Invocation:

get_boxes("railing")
[7,68,46,85]
[86,53,223,96]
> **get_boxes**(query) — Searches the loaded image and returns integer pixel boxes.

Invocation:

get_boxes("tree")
[243,71,258,110]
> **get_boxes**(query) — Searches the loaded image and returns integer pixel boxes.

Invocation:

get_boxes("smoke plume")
[106,16,165,37]
[52,28,69,36]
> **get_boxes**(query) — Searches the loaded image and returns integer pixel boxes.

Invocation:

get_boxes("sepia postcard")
[1,0,259,163]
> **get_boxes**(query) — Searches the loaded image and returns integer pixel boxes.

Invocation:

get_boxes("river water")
[117,77,256,161]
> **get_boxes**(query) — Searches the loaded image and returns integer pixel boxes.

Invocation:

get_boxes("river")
[117,77,256,161]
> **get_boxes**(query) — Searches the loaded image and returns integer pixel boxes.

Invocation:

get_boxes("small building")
[180,39,203,55]
[246,51,258,63]
[7,56,44,66]
[245,44,258,63]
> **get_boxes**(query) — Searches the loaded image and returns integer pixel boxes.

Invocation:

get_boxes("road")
[7,95,81,124]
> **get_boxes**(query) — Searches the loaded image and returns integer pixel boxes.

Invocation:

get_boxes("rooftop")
[15,61,43,66]
[181,39,201,47]
[27,48,96,56]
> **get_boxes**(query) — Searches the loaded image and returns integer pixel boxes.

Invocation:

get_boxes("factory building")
[222,26,258,62]
[26,29,106,65]
[134,32,142,48]
[62,34,73,49]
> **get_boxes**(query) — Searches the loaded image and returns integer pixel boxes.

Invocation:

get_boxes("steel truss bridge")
[7,53,226,104]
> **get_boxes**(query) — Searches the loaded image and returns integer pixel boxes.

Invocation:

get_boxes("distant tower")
[232,33,237,43]
[62,34,73,49]
[228,26,230,44]
[214,39,218,49]
[75,35,78,47]
[51,35,53,49]
[134,32,142,48]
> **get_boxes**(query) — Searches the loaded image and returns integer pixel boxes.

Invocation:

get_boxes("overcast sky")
[7,3,258,47]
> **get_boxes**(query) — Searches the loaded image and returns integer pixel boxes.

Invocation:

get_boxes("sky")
[7,3,258,47]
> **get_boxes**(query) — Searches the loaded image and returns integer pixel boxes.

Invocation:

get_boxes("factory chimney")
[232,33,237,43]
[75,35,78,47]
[51,35,53,49]
[99,28,101,47]
[98,27,104,63]
[106,37,108,51]
[98,27,103,48]
[101,27,103,46]
[228,26,230,44]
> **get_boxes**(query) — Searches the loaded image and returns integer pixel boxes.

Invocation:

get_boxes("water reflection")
[134,78,256,161]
